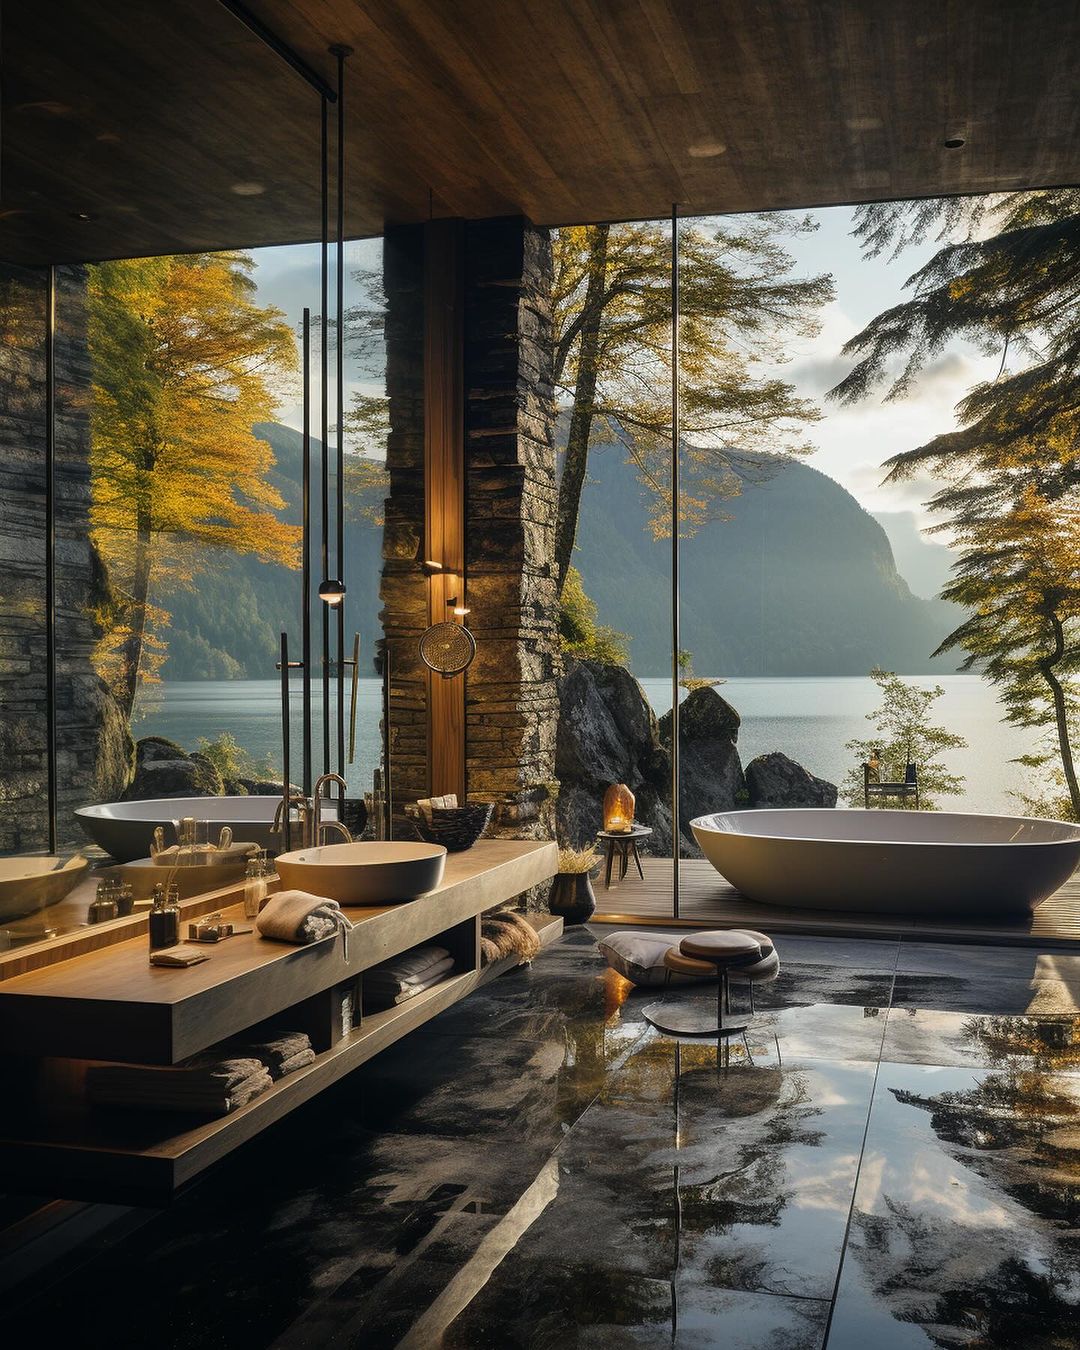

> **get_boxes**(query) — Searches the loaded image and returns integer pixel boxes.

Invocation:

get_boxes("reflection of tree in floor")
[854,1054,1080,1347]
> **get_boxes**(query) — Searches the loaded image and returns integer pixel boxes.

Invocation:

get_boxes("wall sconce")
[422,560,445,575]
[318,578,346,607]
[603,783,636,834]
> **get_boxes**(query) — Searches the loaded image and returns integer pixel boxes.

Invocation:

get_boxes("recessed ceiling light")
[687,141,726,159]
[70,211,96,221]
[944,136,966,149]
[230,181,266,196]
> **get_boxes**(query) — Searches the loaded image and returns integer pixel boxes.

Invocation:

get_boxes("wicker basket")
[407,801,494,852]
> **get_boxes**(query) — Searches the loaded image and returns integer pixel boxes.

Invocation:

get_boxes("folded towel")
[363,955,455,1010]
[365,954,455,996]
[363,945,450,989]
[86,1057,272,1116]
[229,1033,314,1079]
[257,889,353,956]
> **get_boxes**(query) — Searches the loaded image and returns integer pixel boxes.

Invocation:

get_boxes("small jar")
[88,880,119,925]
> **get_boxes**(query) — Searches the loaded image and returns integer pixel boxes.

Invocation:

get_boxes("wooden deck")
[592,858,1080,947]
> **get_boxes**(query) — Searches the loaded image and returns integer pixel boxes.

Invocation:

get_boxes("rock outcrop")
[555,658,838,854]
[745,752,838,808]
[555,659,675,851]
[659,687,746,849]
[122,737,224,801]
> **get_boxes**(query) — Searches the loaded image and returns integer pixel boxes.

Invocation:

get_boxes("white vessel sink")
[274,841,447,906]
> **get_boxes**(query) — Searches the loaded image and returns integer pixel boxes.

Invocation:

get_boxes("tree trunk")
[1040,611,1080,818]
[554,224,609,598]
[118,482,153,724]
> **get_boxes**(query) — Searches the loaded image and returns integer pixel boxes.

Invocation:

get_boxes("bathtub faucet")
[274,777,353,852]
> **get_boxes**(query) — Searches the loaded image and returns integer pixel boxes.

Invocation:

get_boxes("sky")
[247,202,1000,538]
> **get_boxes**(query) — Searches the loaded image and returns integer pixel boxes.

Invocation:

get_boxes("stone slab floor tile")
[825,1060,1080,1349]
[890,971,1080,1016]
[671,1058,877,1302]
[895,939,1080,981]
[881,1006,1080,1072]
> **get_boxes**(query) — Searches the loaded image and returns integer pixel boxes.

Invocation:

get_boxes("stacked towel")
[364,944,454,1010]
[86,1057,273,1117]
[229,1032,315,1079]
[257,889,353,954]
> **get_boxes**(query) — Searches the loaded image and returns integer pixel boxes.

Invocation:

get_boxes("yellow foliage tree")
[88,252,300,720]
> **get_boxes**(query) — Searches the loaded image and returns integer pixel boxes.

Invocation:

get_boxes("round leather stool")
[643,929,763,1038]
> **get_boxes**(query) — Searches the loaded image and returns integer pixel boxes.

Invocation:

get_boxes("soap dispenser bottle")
[149,882,181,951]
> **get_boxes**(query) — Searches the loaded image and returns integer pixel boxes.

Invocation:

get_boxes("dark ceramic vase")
[548,872,596,925]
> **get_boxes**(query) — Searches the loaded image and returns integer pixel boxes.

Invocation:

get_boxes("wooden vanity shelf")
[0,840,559,1205]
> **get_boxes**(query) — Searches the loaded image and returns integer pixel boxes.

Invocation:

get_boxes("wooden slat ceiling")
[4,0,1080,266]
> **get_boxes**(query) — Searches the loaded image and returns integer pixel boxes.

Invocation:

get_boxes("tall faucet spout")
[313,774,352,845]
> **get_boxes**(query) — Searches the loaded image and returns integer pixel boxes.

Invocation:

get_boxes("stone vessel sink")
[0,855,91,923]
[274,841,447,906]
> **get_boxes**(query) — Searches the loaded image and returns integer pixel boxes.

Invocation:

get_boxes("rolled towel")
[276,1048,316,1076]
[257,889,354,955]
[229,1032,314,1078]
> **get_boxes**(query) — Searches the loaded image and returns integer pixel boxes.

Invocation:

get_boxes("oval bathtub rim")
[690,807,1080,849]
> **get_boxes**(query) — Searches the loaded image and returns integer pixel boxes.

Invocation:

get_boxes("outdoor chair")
[863,760,919,809]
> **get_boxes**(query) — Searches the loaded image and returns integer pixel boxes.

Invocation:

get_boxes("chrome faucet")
[313,773,353,846]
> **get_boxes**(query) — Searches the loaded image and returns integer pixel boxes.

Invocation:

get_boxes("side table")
[596,825,653,889]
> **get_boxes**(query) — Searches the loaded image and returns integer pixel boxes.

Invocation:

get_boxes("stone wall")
[0,264,50,852]
[0,263,132,854]
[463,220,559,839]
[379,218,560,840]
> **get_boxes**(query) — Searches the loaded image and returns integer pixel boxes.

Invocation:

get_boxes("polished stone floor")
[10,925,1080,1348]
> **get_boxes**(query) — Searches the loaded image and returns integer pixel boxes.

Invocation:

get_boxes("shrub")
[559,566,629,665]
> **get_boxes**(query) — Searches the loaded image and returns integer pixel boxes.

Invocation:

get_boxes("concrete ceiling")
[4,0,1080,265]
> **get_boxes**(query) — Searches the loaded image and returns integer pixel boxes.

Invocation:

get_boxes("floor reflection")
[9,928,1080,1348]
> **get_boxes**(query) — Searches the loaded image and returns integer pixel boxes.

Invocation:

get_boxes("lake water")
[134,673,1040,814]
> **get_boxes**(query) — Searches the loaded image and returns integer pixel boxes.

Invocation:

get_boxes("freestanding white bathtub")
[691,808,1080,918]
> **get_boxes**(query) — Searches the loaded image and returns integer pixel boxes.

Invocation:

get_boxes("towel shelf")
[0,843,560,1204]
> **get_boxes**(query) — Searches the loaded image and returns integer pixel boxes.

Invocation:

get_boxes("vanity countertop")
[0,839,557,1064]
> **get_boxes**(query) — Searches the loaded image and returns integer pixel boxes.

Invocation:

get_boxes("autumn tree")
[88,252,300,719]
[830,190,1080,814]
[552,216,833,596]
[843,668,966,809]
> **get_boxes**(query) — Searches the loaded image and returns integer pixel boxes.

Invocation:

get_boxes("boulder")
[555,658,680,852]
[659,686,746,852]
[555,659,648,790]
[121,736,224,800]
[745,752,837,808]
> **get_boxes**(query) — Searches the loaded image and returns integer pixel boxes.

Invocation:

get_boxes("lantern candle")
[603,783,635,834]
